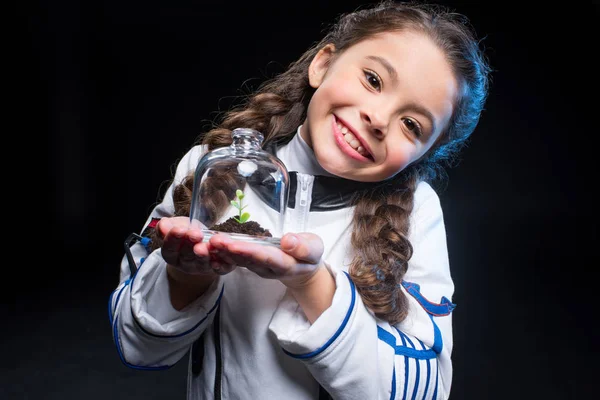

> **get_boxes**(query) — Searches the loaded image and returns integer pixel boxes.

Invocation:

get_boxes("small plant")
[210,188,272,238]
[231,189,250,223]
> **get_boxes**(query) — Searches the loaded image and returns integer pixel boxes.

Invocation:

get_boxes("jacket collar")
[255,140,381,211]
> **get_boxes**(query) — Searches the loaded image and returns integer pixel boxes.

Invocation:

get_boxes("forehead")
[343,30,455,84]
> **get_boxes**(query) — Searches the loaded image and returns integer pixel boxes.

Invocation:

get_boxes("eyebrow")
[366,55,398,84]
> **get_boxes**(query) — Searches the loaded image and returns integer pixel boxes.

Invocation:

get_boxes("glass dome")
[189,128,289,247]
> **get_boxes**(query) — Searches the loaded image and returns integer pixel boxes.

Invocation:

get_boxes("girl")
[109,1,491,399]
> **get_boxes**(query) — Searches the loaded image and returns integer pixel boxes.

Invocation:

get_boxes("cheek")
[384,148,413,173]
[319,74,360,104]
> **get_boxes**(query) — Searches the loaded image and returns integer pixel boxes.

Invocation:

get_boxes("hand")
[156,216,235,277]
[208,232,325,289]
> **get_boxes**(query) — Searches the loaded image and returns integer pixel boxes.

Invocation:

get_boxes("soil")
[210,218,272,237]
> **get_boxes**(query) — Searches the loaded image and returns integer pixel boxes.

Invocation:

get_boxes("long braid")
[350,172,418,323]
[155,68,311,251]
[147,168,245,252]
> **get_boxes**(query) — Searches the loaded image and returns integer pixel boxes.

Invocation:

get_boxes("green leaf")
[230,200,239,209]
[236,189,244,200]
[239,212,250,223]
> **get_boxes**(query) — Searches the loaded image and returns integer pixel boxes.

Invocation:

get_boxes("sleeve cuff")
[268,265,356,359]
[130,250,223,337]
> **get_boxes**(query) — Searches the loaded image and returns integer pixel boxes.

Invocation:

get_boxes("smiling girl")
[109,1,491,398]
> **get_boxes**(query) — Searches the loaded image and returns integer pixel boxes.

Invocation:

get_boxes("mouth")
[332,115,374,162]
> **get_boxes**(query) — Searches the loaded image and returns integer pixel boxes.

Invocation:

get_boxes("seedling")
[231,189,250,223]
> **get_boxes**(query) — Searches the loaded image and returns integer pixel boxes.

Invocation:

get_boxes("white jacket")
[109,133,456,399]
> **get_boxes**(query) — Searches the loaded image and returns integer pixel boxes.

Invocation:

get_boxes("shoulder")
[179,144,207,170]
[405,181,452,294]
[172,144,207,182]
[412,181,443,222]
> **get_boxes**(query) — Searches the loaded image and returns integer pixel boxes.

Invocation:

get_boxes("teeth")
[336,122,348,134]
[337,122,368,156]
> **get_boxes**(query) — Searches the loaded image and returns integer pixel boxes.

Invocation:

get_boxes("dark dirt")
[210,218,272,237]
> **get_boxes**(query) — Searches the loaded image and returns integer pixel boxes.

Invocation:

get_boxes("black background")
[7,0,598,399]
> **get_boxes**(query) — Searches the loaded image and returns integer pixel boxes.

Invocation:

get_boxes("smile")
[332,116,374,161]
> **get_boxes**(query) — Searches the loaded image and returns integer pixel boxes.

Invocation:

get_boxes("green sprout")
[231,189,250,223]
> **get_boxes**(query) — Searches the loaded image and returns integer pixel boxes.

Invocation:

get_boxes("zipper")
[299,177,309,208]
[296,174,313,232]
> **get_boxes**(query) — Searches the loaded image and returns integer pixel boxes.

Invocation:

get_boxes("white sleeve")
[268,182,454,399]
[108,145,225,368]
[402,182,455,398]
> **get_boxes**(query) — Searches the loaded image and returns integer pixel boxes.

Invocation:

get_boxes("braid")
[147,167,245,252]
[162,70,311,250]
[201,69,312,151]
[163,54,314,246]
[349,172,418,324]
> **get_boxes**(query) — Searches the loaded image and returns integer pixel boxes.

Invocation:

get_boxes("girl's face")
[300,30,458,182]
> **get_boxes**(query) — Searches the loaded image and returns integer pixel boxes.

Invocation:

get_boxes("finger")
[225,242,295,275]
[248,266,280,279]
[156,217,174,239]
[280,233,323,264]
[160,229,185,264]
[208,233,233,248]
[210,261,237,275]
[177,240,212,274]
[206,245,237,276]
[178,233,204,263]
[208,234,240,265]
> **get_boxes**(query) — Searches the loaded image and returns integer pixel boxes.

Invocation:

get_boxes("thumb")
[280,233,324,264]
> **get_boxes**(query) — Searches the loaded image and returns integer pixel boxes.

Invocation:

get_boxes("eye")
[364,69,382,91]
[402,117,423,138]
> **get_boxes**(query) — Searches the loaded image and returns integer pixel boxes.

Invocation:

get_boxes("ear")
[308,44,335,88]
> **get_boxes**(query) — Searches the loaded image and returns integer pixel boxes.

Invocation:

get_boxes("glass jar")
[189,127,289,247]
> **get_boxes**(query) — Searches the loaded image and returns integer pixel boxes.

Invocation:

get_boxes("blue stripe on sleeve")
[430,315,443,355]
[399,332,409,400]
[390,363,396,400]
[109,266,174,370]
[432,359,439,399]
[395,329,419,400]
[108,279,131,326]
[113,315,172,371]
[111,261,224,367]
[378,327,440,400]
[418,339,431,400]
[133,284,224,338]
[122,257,224,339]
[377,327,437,360]
[283,271,356,359]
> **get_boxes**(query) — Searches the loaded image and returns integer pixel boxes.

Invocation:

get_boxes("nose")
[361,108,388,138]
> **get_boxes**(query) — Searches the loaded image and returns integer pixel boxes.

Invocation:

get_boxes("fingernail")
[188,232,201,242]
[284,235,298,250]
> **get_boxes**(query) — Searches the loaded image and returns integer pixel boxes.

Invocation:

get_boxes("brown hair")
[155,0,490,324]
